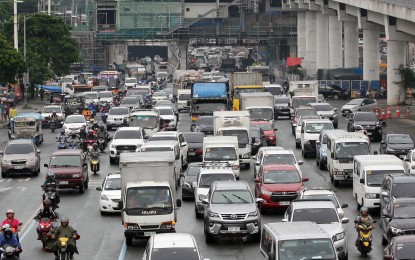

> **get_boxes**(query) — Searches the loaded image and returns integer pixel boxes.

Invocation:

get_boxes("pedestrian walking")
[8,106,17,119]
[39,87,45,101]
[0,101,6,121]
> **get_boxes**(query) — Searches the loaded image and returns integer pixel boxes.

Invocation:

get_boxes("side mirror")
[381,141,386,145]
[382,213,390,218]
[330,152,334,159]
[176,199,182,208]
[201,198,209,205]
[381,191,388,197]
[316,141,320,145]
[256,198,264,205]
[0,151,3,155]
[118,201,124,209]
[192,182,197,189]
[341,203,348,208]
[302,177,309,182]
[83,163,88,167]
[255,161,260,166]
[405,156,411,162]
[44,163,49,168]
[298,161,303,165]
[282,219,288,222]
[341,217,349,224]
[37,150,41,154]
[360,179,364,184]
[348,118,353,121]
[96,186,102,191]
[254,178,260,183]
[334,108,338,112]
[180,142,187,147]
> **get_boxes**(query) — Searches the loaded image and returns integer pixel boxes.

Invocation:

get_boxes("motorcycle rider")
[50,111,59,121]
[1,246,19,260]
[89,143,100,159]
[96,125,109,150]
[42,172,60,208]
[86,129,97,143]
[92,120,99,132]
[57,129,67,143]
[35,199,58,240]
[1,210,21,237]
[7,118,14,140]
[354,206,374,246]
[47,217,79,260]
[78,126,87,151]
[67,131,79,149]
[87,101,97,117]
[0,228,22,256]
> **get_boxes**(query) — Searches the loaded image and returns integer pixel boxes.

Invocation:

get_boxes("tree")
[394,64,415,104]
[0,33,26,84]
[3,13,80,84]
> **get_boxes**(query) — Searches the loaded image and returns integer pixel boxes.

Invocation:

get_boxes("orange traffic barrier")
[374,108,379,119]
[396,106,401,118]
[381,107,386,120]
[387,107,392,119]
[406,107,410,118]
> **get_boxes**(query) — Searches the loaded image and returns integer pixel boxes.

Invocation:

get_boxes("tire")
[295,141,300,149]
[274,115,278,120]
[1,172,7,178]
[100,210,105,216]
[34,168,40,177]
[245,163,250,169]
[126,236,133,246]
[319,161,325,170]
[60,252,67,260]
[334,179,339,187]
[79,181,85,194]
[109,157,116,165]
[84,175,89,189]
[382,235,388,246]
[195,206,203,219]
[250,232,261,243]
[334,124,338,129]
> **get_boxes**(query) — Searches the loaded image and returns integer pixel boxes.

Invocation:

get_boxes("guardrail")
[377,0,415,9]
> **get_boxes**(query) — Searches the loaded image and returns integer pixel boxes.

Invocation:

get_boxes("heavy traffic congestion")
[1,46,415,260]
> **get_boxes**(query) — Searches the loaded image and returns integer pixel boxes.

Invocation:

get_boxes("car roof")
[212,180,250,191]
[152,233,196,249]
[43,105,61,109]
[263,149,294,155]
[143,140,178,147]
[155,106,173,110]
[106,173,121,179]
[153,131,179,136]
[291,200,336,209]
[386,133,412,138]
[263,164,298,171]
[8,139,34,145]
[393,234,415,243]
[388,174,415,183]
[117,127,141,131]
[309,102,331,107]
[67,114,84,118]
[51,149,84,156]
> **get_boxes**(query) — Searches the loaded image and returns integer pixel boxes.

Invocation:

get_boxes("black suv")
[380,174,415,212]
[318,84,348,100]
[347,112,383,141]
[381,197,415,245]
[274,96,291,119]
[380,134,414,158]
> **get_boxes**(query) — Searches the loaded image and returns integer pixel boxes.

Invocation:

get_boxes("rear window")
[183,133,204,143]
[5,143,34,154]
[50,155,81,167]
[109,108,128,115]
[151,248,199,259]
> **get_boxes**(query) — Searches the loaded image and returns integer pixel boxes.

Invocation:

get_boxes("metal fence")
[377,0,415,9]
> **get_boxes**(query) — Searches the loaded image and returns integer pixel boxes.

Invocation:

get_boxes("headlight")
[209,212,219,218]
[101,194,109,201]
[269,133,276,138]
[242,153,250,159]
[333,232,345,241]
[261,188,272,196]
[72,174,81,178]
[390,227,404,235]
[3,160,10,164]
[321,148,326,154]
[232,164,239,170]
[365,193,377,199]
[110,144,115,149]
[248,211,258,217]
[183,182,191,188]
[198,194,206,201]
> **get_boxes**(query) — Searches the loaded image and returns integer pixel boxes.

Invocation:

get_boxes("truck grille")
[221,213,247,220]
[139,225,159,230]
[11,160,26,165]
[57,174,75,179]
[309,140,316,146]
[270,192,298,202]
[116,145,136,151]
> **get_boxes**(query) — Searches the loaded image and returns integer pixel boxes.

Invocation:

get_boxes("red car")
[254,164,308,211]
[251,121,276,145]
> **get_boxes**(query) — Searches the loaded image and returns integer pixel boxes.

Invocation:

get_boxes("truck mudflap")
[124,228,176,239]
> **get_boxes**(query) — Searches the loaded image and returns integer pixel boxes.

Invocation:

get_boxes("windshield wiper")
[221,194,232,204]
[232,194,249,203]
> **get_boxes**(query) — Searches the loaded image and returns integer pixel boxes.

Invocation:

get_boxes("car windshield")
[125,78,137,83]
[392,183,415,198]
[263,170,300,184]
[354,113,377,121]
[150,136,176,141]
[150,248,200,259]
[211,190,253,204]
[141,147,173,152]
[252,123,272,131]
[104,178,121,190]
[278,239,336,260]
[50,155,81,167]
[179,93,191,100]
[296,109,317,117]
[157,108,173,115]
[154,92,167,97]
[366,170,405,187]
[251,128,261,138]
[42,107,60,113]
[99,92,112,98]
[335,142,369,159]
[199,174,235,188]
[263,154,296,165]
[130,116,158,128]
[109,108,128,115]
[197,117,213,126]
[126,187,172,209]
[84,92,98,99]
[248,108,273,121]
[221,129,249,146]
[388,135,414,144]
[265,87,283,95]
[302,194,340,208]
[193,102,226,113]
[274,97,290,105]
[121,98,138,105]
[183,133,204,143]
[292,208,339,224]
[65,116,85,124]
[393,204,415,219]
[234,88,264,99]
[292,97,317,107]
[305,122,333,133]
[313,104,333,111]
[204,147,237,161]
[186,166,201,176]
[5,143,34,154]
[395,241,415,259]
[114,130,142,139]
[347,99,362,105]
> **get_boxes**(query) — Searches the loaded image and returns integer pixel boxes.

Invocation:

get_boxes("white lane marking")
[19,220,35,242]
[0,187,12,192]
[118,241,127,260]
[16,187,27,191]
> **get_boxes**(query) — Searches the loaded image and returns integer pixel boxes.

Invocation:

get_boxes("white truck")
[289,81,319,116]
[326,132,371,187]
[229,72,262,88]
[353,155,405,209]
[300,119,334,158]
[203,136,240,179]
[119,152,181,246]
[177,89,191,112]
[239,92,274,126]
[213,111,251,168]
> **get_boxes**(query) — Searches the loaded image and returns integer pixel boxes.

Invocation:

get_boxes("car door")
[381,200,393,233]
[404,150,412,173]
[380,177,391,212]
[178,133,188,164]
[81,153,88,181]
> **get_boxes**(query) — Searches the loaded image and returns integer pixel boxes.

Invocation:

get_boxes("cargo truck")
[289,80,319,116]
[118,152,181,246]
[239,92,274,126]
[229,72,263,111]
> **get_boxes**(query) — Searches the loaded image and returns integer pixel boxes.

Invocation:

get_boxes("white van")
[353,155,405,209]
[300,119,333,158]
[177,89,191,112]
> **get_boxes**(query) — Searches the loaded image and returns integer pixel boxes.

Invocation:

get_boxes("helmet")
[43,198,51,206]
[88,129,93,134]
[93,143,98,149]
[93,121,98,126]
[2,224,11,231]
[10,118,14,122]
[60,129,65,134]
[99,125,105,131]
[61,217,69,226]
[90,118,94,123]
[360,206,369,216]
[6,209,14,215]
[80,125,86,131]
[47,171,55,179]
[5,246,14,254]
[3,228,12,239]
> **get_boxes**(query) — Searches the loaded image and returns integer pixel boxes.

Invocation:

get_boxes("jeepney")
[11,113,44,146]
[63,94,85,115]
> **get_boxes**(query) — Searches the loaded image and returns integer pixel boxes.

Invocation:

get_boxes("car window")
[50,155,81,167]
[292,208,339,224]
[211,190,253,204]
[5,143,35,154]
[104,178,121,190]
[199,174,235,188]
[114,130,142,139]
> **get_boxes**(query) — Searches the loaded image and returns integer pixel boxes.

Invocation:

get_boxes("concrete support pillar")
[297,12,306,59]
[387,41,406,105]
[316,13,329,69]
[305,11,317,76]
[328,15,343,68]
[344,21,359,67]
[363,29,380,81]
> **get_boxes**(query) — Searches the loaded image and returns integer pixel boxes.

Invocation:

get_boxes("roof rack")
[201,161,232,168]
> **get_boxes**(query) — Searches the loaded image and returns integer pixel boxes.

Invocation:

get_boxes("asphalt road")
[1,99,415,260]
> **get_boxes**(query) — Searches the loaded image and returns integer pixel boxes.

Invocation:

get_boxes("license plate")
[13,166,23,169]
[228,227,240,232]
[367,132,372,135]
[144,232,156,237]
[188,152,195,156]
[60,181,69,185]
[279,201,290,206]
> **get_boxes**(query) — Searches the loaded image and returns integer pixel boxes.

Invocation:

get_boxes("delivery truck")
[239,92,274,125]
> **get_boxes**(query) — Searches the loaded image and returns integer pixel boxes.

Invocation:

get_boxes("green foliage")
[0,0,38,25]
[287,65,304,78]
[3,13,80,84]
[395,64,415,90]
[0,33,26,84]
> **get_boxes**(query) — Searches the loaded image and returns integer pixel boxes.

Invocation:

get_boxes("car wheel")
[295,141,300,149]
[109,157,115,165]
[245,163,250,169]
[382,235,388,246]
[84,175,89,189]
[319,161,325,170]
[126,236,133,246]
[274,115,278,120]
[34,168,39,177]
[100,211,106,216]
[334,179,339,187]
[79,182,85,194]
[251,232,261,243]
[1,172,6,178]
[334,124,338,129]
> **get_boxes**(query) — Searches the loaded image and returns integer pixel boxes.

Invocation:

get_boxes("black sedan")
[251,127,267,155]
[318,84,348,100]
[347,112,383,141]
[380,134,414,159]
[181,162,202,199]
[183,132,204,162]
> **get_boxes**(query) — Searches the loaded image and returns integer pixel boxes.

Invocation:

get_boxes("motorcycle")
[101,112,108,124]
[355,222,375,256]
[56,234,79,260]
[90,153,100,174]
[97,137,106,152]
[0,244,20,259]
[57,138,68,150]
[50,120,57,133]
[100,103,111,113]
[68,140,78,149]
[43,187,59,211]
[37,217,53,248]
[79,138,86,152]
[85,139,95,153]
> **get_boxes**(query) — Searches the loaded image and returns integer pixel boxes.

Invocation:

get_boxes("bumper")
[205,219,261,236]
[275,110,290,116]
[187,152,203,161]
[303,143,316,153]
[383,151,409,159]
[100,199,121,212]
[332,170,353,181]
[240,158,251,164]
[56,178,84,189]
[259,194,296,208]
[266,138,276,145]
[363,198,380,208]
[182,186,194,198]
[106,120,124,127]
[124,228,175,239]
[334,238,348,258]
[1,164,38,173]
